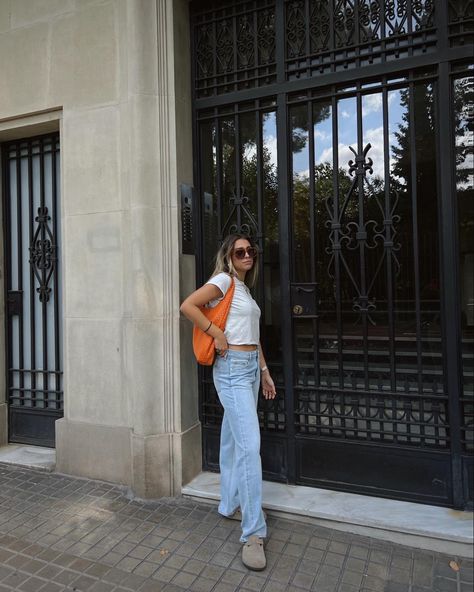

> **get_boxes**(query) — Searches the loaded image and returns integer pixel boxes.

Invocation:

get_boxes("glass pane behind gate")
[454,70,474,453]
[4,135,63,445]
[291,79,447,448]
[199,106,286,459]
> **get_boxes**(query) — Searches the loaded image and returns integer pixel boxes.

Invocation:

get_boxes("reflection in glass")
[290,104,310,282]
[292,82,447,447]
[454,73,474,451]
[200,120,217,277]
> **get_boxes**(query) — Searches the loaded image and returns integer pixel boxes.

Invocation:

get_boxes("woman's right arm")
[180,284,228,350]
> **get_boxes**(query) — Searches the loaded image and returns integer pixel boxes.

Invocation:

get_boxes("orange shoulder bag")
[192,277,235,366]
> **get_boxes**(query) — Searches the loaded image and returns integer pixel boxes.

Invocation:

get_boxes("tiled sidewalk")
[0,463,471,592]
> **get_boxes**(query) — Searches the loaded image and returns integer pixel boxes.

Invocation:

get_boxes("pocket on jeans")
[230,358,250,370]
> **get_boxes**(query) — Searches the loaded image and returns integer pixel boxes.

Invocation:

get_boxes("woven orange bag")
[192,277,235,366]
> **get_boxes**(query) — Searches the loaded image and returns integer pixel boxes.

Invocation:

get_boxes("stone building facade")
[0,0,200,498]
[1,0,473,510]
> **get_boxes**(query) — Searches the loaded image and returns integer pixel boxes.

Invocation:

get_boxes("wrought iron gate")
[2,134,63,447]
[191,1,474,508]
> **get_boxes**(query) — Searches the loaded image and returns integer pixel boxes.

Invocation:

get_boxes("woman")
[180,234,276,571]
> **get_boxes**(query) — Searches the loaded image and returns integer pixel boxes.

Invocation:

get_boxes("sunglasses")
[233,246,258,260]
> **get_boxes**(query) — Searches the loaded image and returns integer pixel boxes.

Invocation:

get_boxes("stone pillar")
[126,0,201,498]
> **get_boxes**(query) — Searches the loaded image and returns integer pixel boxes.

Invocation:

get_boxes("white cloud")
[363,127,385,179]
[362,94,382,117]
[341,110,350,119]
[264,134,278,169]
[362,92,397,117]
[243,143,256,161]
[314,128,331,141]
[314,128,390,180]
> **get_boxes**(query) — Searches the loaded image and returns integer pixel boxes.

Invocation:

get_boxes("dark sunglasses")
[233,246,258,260]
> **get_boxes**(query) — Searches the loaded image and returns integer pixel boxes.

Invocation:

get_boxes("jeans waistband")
[224,349,259,360]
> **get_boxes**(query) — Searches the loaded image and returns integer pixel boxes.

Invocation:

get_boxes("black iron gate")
[191,0,474,508]
[2,134,63,447]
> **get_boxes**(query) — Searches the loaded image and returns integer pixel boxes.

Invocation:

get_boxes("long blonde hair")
[210,234,259,288]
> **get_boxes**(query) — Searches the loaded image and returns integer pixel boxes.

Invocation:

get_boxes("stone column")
[125,0,200,498]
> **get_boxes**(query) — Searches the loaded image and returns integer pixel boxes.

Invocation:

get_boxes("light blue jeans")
[213,349,267,542]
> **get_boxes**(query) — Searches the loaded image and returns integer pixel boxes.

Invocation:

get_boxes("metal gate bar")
[2,134,63,447]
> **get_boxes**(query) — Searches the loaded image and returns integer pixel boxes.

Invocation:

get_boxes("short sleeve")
[206,272,232,301]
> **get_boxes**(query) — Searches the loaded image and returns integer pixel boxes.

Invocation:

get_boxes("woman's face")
[231,238,256,275]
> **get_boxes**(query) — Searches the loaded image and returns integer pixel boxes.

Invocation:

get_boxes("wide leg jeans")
[213,349,267,542]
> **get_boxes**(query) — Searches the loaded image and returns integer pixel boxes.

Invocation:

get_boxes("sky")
[258,89,407,184]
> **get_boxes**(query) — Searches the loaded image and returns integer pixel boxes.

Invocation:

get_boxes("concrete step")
[0,444,55,472]
[182,471,474,559]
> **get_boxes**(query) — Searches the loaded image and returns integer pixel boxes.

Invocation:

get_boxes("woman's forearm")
[258,342,269,373]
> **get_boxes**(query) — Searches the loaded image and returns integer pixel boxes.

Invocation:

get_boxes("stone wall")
[0,0,201,496]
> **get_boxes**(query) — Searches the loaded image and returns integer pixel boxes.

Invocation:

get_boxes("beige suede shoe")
[242,535,266,570]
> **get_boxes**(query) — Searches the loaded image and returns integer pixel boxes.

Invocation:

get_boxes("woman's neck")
[234,271,246,282]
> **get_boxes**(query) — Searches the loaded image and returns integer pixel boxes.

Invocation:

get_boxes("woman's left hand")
[262,371,276,399]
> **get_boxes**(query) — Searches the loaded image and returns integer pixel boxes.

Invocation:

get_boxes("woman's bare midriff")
[228,344,258,351]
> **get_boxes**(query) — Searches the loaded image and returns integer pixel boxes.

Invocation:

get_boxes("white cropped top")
[206,272,261,345]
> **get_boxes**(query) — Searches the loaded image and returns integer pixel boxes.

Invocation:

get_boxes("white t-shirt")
[206,272,260,345]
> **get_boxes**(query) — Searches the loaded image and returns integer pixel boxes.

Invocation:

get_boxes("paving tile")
[188,576,216,592]
[133,560,159,577]
[171,571,197,589]
[35,563,63,580]
[17,576,49,592]
[263,581,287,592]
[38,582,65,592]
[241,573,267,591]
[384,583,410,592]
[370,549,391,565]
[366,561,389,579]
[121,571,149,589]
[389,566,411,584]
[209,550,235,567]
[345,556,366,573]
[292,571,316,589]
[221,569,245,586]
[212,582,238,592]
[138,580,167,592]
[2,571,30,587]
[52,569,78,586]
[115,556,142,573]
[70,573,98,591]
[88,582,116,592]
[0,464,468,592]
[200,564,225,581]
[324,552,346,568]
[152,566,179,583]
[433,577,460,592]
[182,558,207,575]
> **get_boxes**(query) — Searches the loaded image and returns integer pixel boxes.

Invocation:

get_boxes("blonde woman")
[180,234,276,571]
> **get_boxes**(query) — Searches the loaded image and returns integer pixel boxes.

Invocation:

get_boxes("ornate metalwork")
[334,0,356,47]
[221,187,260,238]
[29,206,57,303]
[325,144,401,325]
[310,0,331,52]
[216,19,234,73]
[237,14,255,69]
[192,1,276,98]
[192,0,473,506]
[359,0,382,42]
[284,0,436,79]
[286,0,307,58]
[448,0,474,46]
[295,389,448,447]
